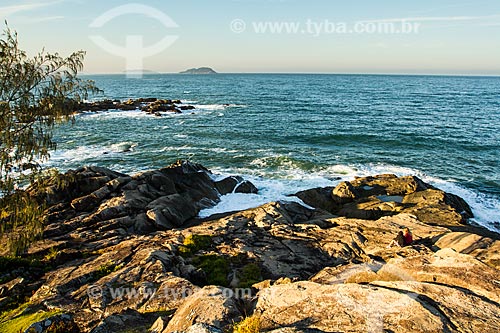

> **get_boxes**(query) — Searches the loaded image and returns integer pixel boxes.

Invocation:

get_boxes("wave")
[77,103,246,120]
[47,142,138,166]
[78,110,150,120]
[192,103,248,111]
[202,161,500,233]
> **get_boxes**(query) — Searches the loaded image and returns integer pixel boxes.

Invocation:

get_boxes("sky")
[1,0,500,75]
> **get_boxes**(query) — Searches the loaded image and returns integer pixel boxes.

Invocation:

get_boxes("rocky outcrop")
[297,174,474,227]
[33,160,258,241]
[1,164,499,333]
[255,279,500,333]
[74,98,195,116]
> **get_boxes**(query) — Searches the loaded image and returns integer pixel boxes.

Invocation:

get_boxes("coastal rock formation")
[296,174,473,227]
[74,98,195,116]
[0,162,499,333]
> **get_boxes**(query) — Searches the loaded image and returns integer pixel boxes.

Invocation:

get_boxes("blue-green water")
[50,74,500,231]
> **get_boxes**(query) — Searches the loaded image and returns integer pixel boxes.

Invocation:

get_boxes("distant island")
[179,67,217,74]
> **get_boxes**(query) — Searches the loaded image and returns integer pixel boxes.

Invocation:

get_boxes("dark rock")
[214,176,258,195]
[234,180,258,194]
[179,67,217,75]
[137,97,157,103]
[215,176,243,195]
[295,186,338,213]
[146,194,199,228]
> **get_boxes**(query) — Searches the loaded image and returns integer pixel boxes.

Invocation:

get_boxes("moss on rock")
[193,254,230,286]
[237,263,263,288]
[179,234,212,257]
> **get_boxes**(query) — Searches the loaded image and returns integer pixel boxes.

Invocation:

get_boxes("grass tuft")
[233,315,261,333]
[0,303,62,333]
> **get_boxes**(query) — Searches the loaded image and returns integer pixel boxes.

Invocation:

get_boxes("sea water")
[48,74,500,232]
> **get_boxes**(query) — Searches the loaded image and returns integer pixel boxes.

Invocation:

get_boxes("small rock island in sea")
[1,160,499,332]
[179,67,218,74]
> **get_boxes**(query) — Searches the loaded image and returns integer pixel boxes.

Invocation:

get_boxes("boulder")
[296,174,474,228]
[146,194,199,228]
[215,176,258,195]
[234,180,258,194]
[294,186,338,212]
[255,279,500,333]
[433,232,500,269]
[163,286,242,333]
[215,176,244,195]
[23,313,78,333]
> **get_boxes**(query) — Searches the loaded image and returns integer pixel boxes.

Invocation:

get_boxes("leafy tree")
[0,24,100,254]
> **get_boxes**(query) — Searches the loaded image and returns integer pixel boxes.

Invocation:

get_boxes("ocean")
[48,74,500,232]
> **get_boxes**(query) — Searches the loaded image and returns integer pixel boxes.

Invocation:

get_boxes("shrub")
[0,24,100,256]
[238,263,263,288]
[179,234,212,256]
[233,315,261,333]
[0,192,45,256]
[193,254,230,286]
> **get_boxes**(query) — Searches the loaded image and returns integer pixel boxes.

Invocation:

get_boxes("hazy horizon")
[2,0,500,76]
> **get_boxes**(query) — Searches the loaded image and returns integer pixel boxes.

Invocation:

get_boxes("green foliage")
[29,168,78,195]
[179,234,212,256]
[0,23,100,255]
[0,191,45,256]
[0,255,32,273]
[0,24,99,192]
[0,255,43,287]
[94,261,117,280]
[237,263,263,288]
[193,254,230,286]
[44,247,59,261]
[232,315,261,333]
[0,303,62,333]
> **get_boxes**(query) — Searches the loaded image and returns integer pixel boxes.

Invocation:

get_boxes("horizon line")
[80,72,500,78]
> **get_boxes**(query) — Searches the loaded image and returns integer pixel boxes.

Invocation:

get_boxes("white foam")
[198,178,308,218]
[206,148,240,154]
[199,168,338,218]
[192,104,247,111]
[201,162,500,233]
[46,141,138,166]
[78,109,153,120]
[192,104,226,111]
